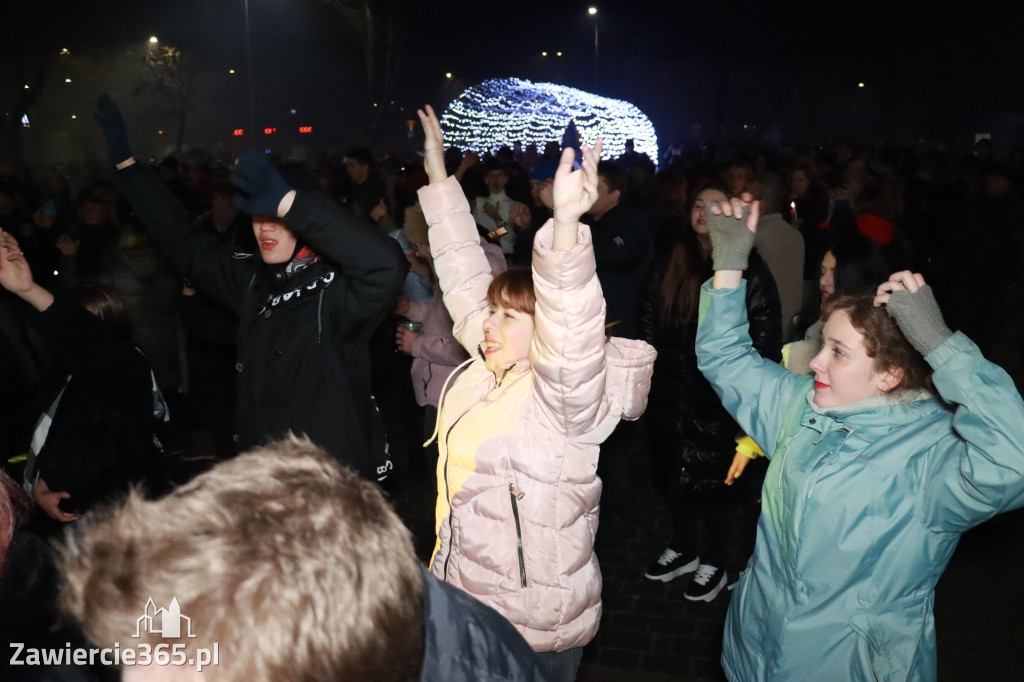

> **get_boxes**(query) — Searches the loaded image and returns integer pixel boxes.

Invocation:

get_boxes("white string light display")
[440,77,657,160]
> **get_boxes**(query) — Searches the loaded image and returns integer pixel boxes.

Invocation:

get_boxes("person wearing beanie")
[94,96,409,481]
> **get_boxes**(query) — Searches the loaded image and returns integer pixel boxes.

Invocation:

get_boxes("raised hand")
[553,138,603,231]
[875,271,952,356]
[232,150,294,217]
[482,202,501,220]
[417,105,447,184]
[94,94,133,166]
[510,202,532,228]
[458,151,479,170]
[55,233,80,256]
[706,194,759,271]
[0,229,33,294]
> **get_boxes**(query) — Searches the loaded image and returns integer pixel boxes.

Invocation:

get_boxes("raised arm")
[95,96,254,312]
[878,272,1024,529]
[695,197,804,456]
[416,105,494,354]
[530,140,613,436]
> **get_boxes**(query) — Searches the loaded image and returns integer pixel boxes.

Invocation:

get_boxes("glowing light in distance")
[588,7,598,15]
[233,129,245,136]
[299,126,313,134]
[65,78,72,83]
[264,127,277,135]
[149,36,158,43]
[858,82,865,88]
[445,72,452,79]
[440,77,658,161]
[229,69,236,74]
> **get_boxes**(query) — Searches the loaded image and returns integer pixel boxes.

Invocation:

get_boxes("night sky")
[5,0,1024,161]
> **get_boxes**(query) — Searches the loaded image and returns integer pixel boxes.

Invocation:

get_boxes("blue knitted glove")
[94,95,133,166]
[231,150,293,216]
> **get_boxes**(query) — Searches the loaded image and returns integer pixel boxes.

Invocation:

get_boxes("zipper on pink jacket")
[509,483,527,588]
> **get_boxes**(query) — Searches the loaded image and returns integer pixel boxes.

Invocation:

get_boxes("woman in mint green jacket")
[695,195,1024,681]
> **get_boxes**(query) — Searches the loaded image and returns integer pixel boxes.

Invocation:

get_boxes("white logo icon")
[134,597,197,639]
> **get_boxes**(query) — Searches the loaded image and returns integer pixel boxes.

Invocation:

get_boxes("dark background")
[3,0,1023,163]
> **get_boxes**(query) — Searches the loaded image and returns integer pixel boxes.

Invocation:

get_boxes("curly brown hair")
[821,293,934,394]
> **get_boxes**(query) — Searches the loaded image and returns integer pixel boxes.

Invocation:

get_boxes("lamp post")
[243,0,256,139]
[588,7,598,90]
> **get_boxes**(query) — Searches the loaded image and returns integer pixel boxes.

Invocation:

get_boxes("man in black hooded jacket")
[95,96,408,480]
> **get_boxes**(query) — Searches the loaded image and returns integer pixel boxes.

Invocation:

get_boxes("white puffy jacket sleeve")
[418,177,492,355]
[529,220,610,438]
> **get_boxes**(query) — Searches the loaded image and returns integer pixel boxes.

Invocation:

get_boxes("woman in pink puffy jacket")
[416,105,657,681]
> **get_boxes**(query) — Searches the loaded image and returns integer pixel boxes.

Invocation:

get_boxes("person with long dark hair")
[638,187,781,601]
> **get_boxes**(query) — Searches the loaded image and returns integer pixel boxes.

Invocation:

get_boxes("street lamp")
[243,0,256,139]
[149,36,159,44]
[588,7,599,90]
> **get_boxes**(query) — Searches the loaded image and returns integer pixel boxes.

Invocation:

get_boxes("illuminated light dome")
[441,77,657,161]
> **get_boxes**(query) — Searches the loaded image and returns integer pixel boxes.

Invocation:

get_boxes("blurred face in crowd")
[253,216,297,264]
[210,194,238,233]
[529,178,554,208]
[78,199,111,226]
[690,188,728,235]
[589,175,621,221]
[345,158,369,184]
[482,304,534,376]
[984,173,1011,198]
[484,168,508,195]
[808,310,900,408]
[726,166,750,198]
[819,250,837,300]
[790,170,810,198]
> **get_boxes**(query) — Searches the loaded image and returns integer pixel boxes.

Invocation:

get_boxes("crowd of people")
[1,91,1024,681]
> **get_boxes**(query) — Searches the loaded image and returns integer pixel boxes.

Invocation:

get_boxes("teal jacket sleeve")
[696,280,805,458]
[920,332,1024,531]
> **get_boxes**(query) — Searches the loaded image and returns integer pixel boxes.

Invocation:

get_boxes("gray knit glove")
[705,203,755,271]
[885,285,953,356]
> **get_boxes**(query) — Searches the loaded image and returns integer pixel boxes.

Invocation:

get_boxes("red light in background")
[263,127,277,135]
[299,126,313,134]
[232,129,244,136]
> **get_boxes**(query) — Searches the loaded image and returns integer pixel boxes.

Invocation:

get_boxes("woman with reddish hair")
[697,194,1024,681]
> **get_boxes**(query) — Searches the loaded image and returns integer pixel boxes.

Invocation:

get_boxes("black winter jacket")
[118,164,408,479]
[417,566,550,681]
[638,250,781,505]
[31,295,158,515]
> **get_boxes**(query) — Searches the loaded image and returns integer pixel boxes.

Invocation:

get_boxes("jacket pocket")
[509,483,527,588]
[849,592,932,682]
